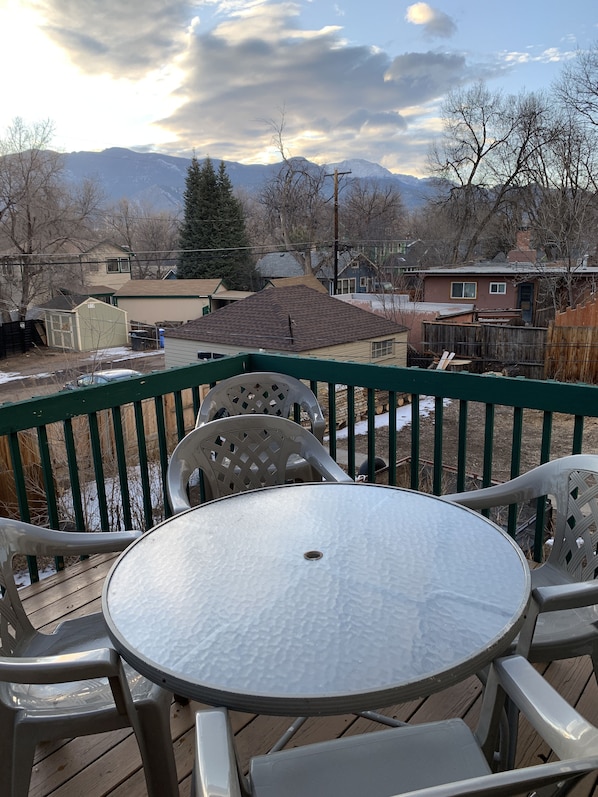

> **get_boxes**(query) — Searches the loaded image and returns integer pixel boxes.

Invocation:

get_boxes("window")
[359,276,367,288]
[338,278,356,294]
[106,257,131,274]
[371,339,394,359]
[489,282,506,294]
[450,282,477,299]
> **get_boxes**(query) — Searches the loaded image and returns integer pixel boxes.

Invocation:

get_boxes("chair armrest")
[0,647,120,684]
[493,655,598,761]
[194,707,244,797]
[2,518,142,558]
[532,581,598,613]
[305,448,354,483]
[0,648,133,715]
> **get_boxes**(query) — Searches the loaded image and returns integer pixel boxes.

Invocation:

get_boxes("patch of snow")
[331,396,449,440]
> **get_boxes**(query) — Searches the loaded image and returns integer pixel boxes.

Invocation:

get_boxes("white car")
[63,368,142,390]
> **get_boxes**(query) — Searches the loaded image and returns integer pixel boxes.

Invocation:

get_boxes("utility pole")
[326,168,351,294]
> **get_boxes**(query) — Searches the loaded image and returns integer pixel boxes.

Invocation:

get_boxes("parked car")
[63,368,142,391]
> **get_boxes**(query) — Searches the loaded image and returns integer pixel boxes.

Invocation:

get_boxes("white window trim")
[450,281,477,299]
[489,282,506,294]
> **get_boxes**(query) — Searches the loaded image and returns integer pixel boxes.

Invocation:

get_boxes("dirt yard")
[354,396,598,485]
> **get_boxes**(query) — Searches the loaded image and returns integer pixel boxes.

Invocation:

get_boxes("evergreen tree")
[177,156,256,289]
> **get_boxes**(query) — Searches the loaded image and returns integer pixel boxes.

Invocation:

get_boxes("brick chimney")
[507,228,535,263]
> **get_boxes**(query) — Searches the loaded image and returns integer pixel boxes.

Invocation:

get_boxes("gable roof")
[113,279,223,298]
[266,275,329,294]
[166,285,407,352]
[38,294,95,311]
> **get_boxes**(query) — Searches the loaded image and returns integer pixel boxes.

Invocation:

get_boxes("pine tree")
[177,157,256,289]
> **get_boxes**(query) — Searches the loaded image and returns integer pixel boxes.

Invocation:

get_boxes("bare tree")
[522,110,598,309]
[104,198,180,278]
[556,43,598,129]
[429,84,555,264]
[259,115,332,275]
[339,178,406,249]
[0,118,104,320]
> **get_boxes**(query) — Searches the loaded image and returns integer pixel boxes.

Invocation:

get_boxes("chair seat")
[250,720,491,797]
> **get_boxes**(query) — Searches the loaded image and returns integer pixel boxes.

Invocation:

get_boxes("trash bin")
[159,328,165,348]
[130,331,144,351]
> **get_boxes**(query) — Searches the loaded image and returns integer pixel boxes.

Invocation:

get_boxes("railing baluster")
[432,396,444,495]
[410,393,421,491]
[133,400,153,529]
[88,412,109,530]
[111,406,133,531]
[456,400,468,492]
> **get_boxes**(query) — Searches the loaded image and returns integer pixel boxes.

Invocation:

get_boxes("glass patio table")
[102,482,531,716]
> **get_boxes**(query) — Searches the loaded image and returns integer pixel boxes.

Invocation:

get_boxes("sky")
[1,1,597,176]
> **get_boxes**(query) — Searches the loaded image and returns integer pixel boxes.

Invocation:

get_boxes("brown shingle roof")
[113,279,223,297]
[267,275,329,294]
[166,285,407,351]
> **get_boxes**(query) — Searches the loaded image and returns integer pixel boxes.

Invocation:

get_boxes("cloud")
[154,1,478,168]
[34,0,196,76]
[27,0,493,173]
[405,3,456,39]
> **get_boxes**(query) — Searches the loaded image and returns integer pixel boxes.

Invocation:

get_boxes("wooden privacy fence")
[545,325,598,384]
[422,321,547,379]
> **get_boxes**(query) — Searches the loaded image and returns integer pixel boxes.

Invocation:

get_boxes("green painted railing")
[3,351,598,579]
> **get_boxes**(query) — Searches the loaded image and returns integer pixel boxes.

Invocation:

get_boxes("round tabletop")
[103,482,531,715]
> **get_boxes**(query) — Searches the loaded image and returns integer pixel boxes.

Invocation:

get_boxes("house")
[255,251,336,291]
[112,279,226,325]
[163,284,408,369]
[336,252,390,294]
[39,294,129,352]
[66,241,137,293]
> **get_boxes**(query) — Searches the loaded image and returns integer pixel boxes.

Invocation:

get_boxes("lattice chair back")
[444,454,598,670]
[547,463,598,581]
[195,372,325,442]
[167,414,351,514]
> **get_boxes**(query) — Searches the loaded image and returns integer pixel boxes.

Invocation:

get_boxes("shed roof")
[166,284,407,352]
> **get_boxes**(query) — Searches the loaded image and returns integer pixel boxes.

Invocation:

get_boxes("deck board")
[20,554,598,797]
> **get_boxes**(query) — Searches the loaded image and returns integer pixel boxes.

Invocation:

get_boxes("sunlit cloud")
[405,3,456,39]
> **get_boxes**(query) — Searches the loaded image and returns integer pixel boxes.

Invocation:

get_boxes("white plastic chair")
[444,454,598,673]
[195,372,326,485]
[167,414,352,515]
[0,518,178,797]
[191,654,598,797]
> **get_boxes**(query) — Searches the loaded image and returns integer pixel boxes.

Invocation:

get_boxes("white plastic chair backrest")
[196,372,325,442]
[168,414,350,513]
[446,454,598,580]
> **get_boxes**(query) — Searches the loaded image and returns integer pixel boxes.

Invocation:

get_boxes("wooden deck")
[25,553,598,797]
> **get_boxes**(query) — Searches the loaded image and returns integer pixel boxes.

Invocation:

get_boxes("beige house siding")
[79,243,134,292]
[164,332,408,370]
[114,296,210,325]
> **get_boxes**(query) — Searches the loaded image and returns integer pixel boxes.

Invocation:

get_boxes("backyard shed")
[40,295,129,352]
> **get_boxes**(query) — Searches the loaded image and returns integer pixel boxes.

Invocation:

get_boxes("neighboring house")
[39,294,129,352]
[337,252,390,294]
[163,284,408,369]
[69,241,137,293]
[417,262,598,326]
[255,251,337,291]
[113,279,225,325]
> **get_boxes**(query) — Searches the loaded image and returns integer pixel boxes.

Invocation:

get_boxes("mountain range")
[62,148,441,212]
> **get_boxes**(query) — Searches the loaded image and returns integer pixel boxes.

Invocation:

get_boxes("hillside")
[62,147,441,212]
